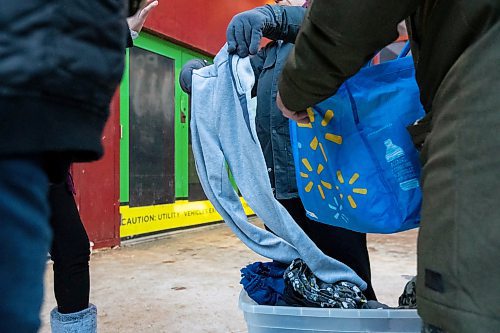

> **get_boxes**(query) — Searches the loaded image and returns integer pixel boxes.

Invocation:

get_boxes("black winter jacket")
[0,1,127,162]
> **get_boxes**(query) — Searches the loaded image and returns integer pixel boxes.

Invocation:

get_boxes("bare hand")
[127,0,159,33]
[276,92,310,124]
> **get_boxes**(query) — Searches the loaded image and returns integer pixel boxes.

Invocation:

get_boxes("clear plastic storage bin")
[239,290,421,333]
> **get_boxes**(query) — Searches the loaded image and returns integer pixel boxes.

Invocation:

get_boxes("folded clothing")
[282,259,367,308]
[240,261,288,305]
[398,276,417,309]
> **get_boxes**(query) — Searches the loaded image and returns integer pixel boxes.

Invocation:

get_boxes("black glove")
[226,5,281,58]
[179,59,209,94]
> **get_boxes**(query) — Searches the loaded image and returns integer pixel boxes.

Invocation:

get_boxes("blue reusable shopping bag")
[289,47,424,234]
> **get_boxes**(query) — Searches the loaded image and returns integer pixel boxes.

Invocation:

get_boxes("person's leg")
[49,180,90,314]
[48,177,97,332]
[0,156,51,333]
[279,198,376,300]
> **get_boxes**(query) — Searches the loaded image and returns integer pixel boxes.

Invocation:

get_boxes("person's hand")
[179,59,209,94]
[127,0,159,33]
[226,6,275,57]
[276,92,310,124]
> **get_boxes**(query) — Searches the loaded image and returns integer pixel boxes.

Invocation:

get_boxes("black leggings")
[49,182,90,314]
[277,198,377,300]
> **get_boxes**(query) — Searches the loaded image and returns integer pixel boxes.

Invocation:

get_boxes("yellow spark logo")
[300,158,332,200]
[297,107,368,214]
[322,109,343,145]
[335,170,368,209]
[298,108,343,163]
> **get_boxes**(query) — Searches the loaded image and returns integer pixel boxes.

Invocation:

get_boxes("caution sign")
[120,199,253,238]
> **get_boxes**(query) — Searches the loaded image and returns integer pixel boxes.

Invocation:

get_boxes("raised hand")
[127,0,159,33]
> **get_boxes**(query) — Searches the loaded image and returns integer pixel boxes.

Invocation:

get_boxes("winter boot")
[50,304,97,333]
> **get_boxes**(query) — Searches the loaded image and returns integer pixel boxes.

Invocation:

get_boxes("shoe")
[50,304,97,333]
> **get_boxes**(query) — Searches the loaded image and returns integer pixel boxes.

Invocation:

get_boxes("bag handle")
[367,41,411,67]
[397,41,411,59]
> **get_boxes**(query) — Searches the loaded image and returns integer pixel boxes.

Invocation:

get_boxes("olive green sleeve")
[278,0,419,111]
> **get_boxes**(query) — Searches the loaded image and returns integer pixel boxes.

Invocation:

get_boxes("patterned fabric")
[282,259,367,308]
[398,276,417,309]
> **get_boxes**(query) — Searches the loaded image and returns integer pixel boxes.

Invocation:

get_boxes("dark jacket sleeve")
[126,31,134,48]
[278,0,419,111]
[264,5,306,44]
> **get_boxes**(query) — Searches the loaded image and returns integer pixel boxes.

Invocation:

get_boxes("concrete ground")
[39,218,417,333]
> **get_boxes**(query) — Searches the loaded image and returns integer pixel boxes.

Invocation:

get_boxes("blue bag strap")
[398,41,411,59]
[344,82,360,124]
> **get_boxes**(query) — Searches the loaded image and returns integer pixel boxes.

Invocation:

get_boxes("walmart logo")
[297,107,368,221]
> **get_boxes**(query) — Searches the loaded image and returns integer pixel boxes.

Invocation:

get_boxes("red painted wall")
[144,0,270,55]
[72,93,121,249]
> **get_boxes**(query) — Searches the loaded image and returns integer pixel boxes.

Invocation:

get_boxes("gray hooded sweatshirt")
[190,44,366,289]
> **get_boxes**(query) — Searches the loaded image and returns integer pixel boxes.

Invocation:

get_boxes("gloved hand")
[179,59,209,94]
[226,5,278,58]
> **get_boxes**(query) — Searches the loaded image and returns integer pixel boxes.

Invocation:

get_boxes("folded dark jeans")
[240,261,287,305]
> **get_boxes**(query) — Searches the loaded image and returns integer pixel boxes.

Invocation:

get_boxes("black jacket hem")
[0,95,109,162]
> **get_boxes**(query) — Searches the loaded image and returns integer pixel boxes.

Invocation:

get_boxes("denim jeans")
[190,45,366,289]
[0,157,51,332]
[240,261,287,305]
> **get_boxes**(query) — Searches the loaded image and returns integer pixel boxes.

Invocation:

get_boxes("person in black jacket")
[0,1,126,332]
[47,2,157,332]
[181,2,376,301]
